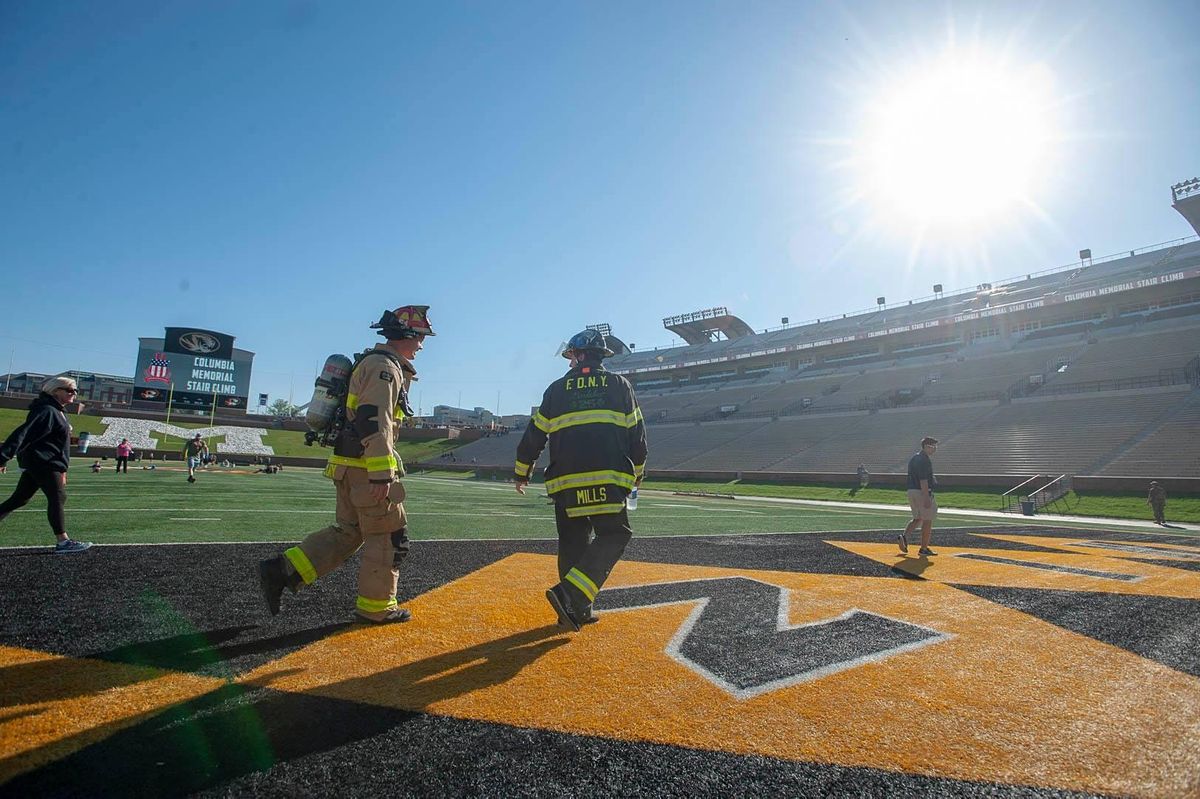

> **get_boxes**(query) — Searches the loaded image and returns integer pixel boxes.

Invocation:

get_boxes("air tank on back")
[305,353,353,435]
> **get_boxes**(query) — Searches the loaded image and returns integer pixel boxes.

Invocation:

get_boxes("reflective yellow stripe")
[284,546,317,584]
[633,462,646,478]
[539,409,632,433]
[515,460,532,477]
[345,393,359,411]
[566,567,598,598]
[327,453,398,471]
[565,502,626,518]
[394,404,406,420]
[627,407,643,425]
[365,455,396,471]
[356,595,398,613]
[533,411,551,433]
[545,469,636,494]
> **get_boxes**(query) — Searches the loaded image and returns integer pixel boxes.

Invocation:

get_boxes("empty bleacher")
[765,405,998,473]
[934,388,1191,476]
[1099,395,1200,477]
[667,413,865,471]
[1042,320,1200,387]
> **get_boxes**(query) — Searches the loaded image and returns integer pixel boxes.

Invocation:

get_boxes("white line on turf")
[0,525,1112,550]
[0,528,934,549]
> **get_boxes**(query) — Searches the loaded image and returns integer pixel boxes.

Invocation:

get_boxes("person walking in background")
[1147,480,1167,525]
[898,436,939,557]
[183,433,208,483]
[514,329,648,631]
[0,376,93,553]
[115,438,133,474]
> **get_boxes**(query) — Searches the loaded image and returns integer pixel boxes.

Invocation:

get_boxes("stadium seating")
[1041,319,1200,387]
[933,389,1191,476]
[1099,394,1200,476]
[444,241,1200,479]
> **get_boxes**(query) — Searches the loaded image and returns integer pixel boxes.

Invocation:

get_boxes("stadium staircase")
[1096,388,1200,477]
[1081,387,1200,475]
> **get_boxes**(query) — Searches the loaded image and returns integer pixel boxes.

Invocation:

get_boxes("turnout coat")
[515,362,648,518]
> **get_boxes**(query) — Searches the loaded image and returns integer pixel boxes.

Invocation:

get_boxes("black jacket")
[515,362,647,518]
[0,393,73,472]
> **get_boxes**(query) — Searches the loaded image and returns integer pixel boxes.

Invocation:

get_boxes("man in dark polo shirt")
[898,436,939,557]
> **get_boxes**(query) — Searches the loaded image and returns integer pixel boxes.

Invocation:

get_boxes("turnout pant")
[554,502,633,613]
[0,468,67,537]
[281,466,410,620]
[1151,502,1165,523]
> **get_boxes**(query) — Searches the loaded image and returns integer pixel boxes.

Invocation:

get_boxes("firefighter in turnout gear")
[258,305,435,623]
[514,329,648,631]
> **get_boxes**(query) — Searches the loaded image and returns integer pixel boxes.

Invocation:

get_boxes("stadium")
[3,5,1200,797]
[447,193,1200,490]
[2,187,1198,797]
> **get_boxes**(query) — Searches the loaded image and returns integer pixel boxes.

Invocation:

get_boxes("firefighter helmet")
[371,305,436,339]
[563,329,614,359]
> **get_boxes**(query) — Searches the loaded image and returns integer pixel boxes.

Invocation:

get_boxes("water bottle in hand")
[627,487,638,511]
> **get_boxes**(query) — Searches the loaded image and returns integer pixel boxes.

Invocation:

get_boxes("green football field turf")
[0,463,1152,547]
[0,408,464,460]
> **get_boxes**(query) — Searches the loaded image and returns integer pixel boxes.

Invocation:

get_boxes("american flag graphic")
[144,353,171,384]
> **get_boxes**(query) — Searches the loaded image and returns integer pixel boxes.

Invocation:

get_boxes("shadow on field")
[299,624,570,708]
[0,680,415,796]
[89,622,353,673]
[890,556,933,578]
[0,623,355,711]
[1,625,572,796]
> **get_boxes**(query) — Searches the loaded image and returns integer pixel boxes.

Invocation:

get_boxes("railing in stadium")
[1033,368,1194,397]
[1001,474,1043,513]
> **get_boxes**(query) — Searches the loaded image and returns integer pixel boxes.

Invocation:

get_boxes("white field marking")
[10,508,556,520]
[13,504,793,522]
[168,518,222,521]
[0,525,1003,550]
[598,575,952,700]
[720,492,1200,533]
[652,495,1194,535]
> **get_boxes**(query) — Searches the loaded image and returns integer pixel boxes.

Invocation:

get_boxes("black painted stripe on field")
[952,552,1144,582]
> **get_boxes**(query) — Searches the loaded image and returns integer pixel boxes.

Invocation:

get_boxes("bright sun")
[863,56,1057,229]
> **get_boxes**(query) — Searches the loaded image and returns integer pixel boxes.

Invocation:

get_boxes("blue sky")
[2,0,1197,415]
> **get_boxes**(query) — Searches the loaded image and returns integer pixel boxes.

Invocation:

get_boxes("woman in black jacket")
[0,376,93,553]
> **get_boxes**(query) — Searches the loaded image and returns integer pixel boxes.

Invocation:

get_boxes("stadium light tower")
[1171,177,1200,236]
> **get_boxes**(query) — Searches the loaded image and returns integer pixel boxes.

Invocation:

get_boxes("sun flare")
[862,56,1057,230]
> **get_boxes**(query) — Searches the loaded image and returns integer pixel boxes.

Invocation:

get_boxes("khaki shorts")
[907,489,937,522]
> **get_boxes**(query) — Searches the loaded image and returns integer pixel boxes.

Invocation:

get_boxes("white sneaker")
[55,539,93,554]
